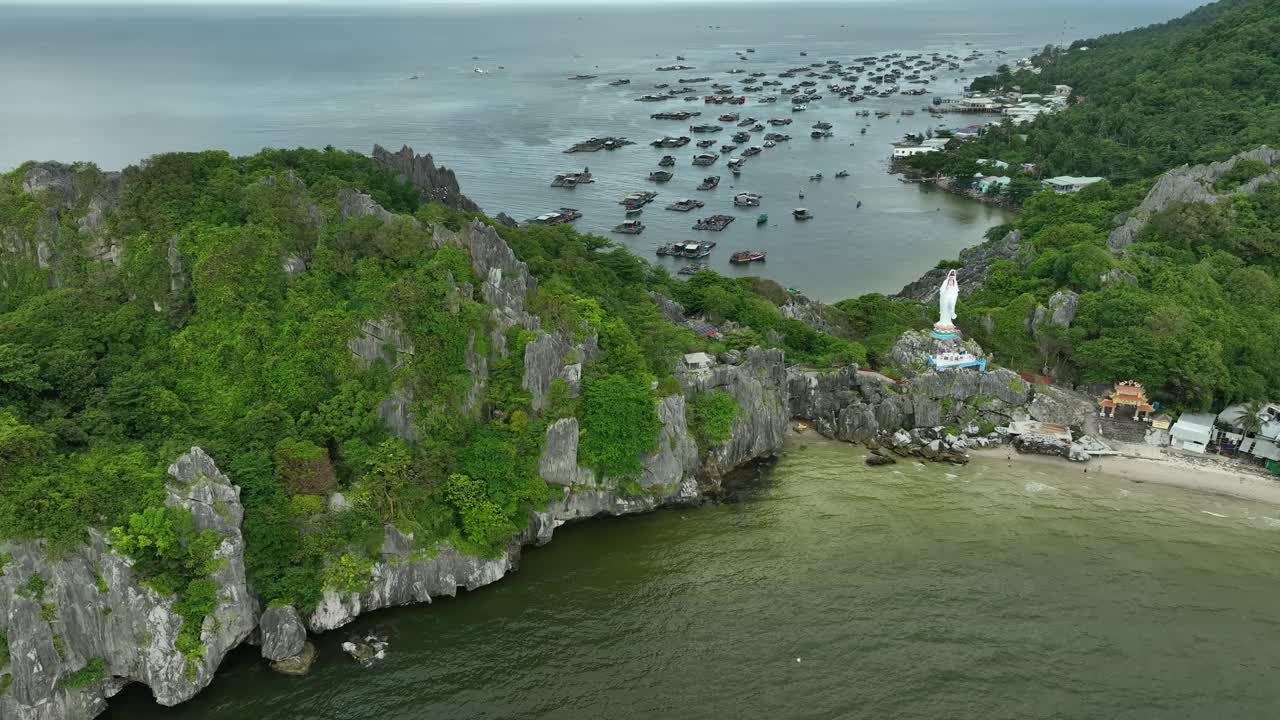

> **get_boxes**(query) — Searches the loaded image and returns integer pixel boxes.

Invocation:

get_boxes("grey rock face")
[889,330,984,379]
[896,230,1022,302]
[682,348,789,476]
[258,606,307,662]
[434,220,538,333]
[336,188,401,225]
[538,418,595,487]
[1108,146,1280,251]
[494,212,518,228]
[371,144,481,213]
[1046,290,1079,328]
[1012,432,1072,459]
[523,331,591,411]
[790,332,1031,457]
[270,641,317,676]
[0,448,255,720]
[649,291,687,325]
[1028,384,1100,436]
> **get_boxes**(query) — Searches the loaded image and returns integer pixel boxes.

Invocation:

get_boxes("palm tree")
[1236,399,1266,456]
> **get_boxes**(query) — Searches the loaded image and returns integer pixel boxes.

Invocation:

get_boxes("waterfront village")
[887,53,1106,201]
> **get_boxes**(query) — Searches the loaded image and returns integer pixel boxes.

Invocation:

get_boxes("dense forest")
[0,148,869,644]
[911,0,1280,183]
[863,0,1280,412]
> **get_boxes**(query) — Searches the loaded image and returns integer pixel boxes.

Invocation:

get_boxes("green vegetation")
[925,0,1280,183]
[0,628,9,666]
[1,144,878,617]
[689,391,738,447]
[60,657,105,689]
[865,0,1280,413]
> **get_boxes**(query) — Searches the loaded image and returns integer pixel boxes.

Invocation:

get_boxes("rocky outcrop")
[1108,146,1280,252]
[258,606,307,663]
[522,331,595,412]
[371,145,481,213]
[896,230,1022,302]
[0,448,255,720]
[681,348,789,477]
[1030,289,1079,337]
[306,346,790,634]
[336,188,401,225]
[1027,383,1100,436]
[790,332,1031,454]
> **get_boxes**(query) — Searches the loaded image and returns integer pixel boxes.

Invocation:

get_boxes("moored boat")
[611,220,645,234]
[756,213,768,225]
[730,250,767,264]
[793,207,813,220]
[697,175,721,191]
[658,155,676,167]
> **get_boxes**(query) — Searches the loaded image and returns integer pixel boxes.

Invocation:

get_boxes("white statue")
[937,269,959,328]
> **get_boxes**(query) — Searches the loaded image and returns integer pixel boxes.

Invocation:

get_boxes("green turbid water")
[112,435,1280,719]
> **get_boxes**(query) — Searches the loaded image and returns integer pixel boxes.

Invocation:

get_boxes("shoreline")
[972,447,1280,506]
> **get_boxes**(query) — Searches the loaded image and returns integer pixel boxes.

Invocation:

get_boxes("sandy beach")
[987,448,1280,506]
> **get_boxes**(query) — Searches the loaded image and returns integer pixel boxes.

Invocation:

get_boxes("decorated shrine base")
[931,323,959,339]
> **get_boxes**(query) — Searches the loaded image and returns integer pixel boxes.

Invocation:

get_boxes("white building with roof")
[1042,176,1105,193]
[1170,413,1217,453]
[683,352,713,370]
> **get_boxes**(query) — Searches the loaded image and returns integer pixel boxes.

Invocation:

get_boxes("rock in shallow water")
[866,454,897,466]
[271,641,318,676]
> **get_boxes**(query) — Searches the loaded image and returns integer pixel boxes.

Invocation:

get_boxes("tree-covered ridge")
[0,147,867,613]
[918,0,1280,183]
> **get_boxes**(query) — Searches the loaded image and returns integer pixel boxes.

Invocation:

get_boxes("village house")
[1169,413,1216,454]
[976,158,1009,170]
[978,175,1011,193]
[1042,175,1104,193]
[1215,403,1280,461]
[683,352,713,371]
[1054,84,1073,97]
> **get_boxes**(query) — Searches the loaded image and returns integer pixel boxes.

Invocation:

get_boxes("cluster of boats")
[541,44,994,271]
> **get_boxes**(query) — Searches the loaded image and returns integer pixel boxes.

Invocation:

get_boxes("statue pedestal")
[931,322,959,340]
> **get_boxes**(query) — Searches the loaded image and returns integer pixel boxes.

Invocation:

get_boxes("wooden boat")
[612,220,645,235]
[730,250,767,264]
[793,208,813,220]
[626,208,643,217]
[697,175,721,191]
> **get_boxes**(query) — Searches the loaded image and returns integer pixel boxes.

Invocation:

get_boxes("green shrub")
[689,391,738,447]
[61,657,105,689]
[273,438,336,496]
[321,552,374,594]
[288,494,325,517]
[578,375,661,478]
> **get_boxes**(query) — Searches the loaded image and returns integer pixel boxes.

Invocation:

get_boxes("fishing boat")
[730,250,767,264]
[697,175,721,191]
[809,173,823,181]
[835,170,850,178]
[626,208,643,218]
[696,139,717,149]
[756,213,768,225]
[666,198,705,212]
[733,192,763,207]
[692,153,719,166]
[648,171,674,183]
[658,155,676,167]
[611,220,644,235]
[692,215,735,231]
[793,208,814,220]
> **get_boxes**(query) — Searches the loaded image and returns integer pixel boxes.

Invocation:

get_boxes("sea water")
[108,434,1280,719]
[0,0,1200,300]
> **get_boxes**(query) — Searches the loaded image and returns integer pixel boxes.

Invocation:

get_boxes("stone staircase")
[1098,416,1152,445]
